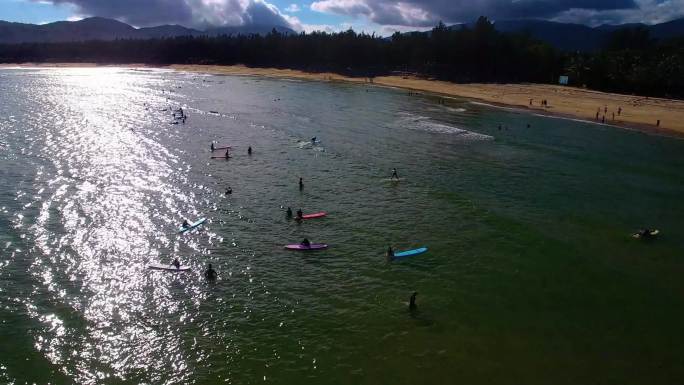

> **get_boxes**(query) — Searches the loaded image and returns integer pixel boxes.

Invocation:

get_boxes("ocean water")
[1,67,684,385]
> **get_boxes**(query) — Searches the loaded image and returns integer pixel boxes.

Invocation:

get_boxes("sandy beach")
[5,63,684,137]
[171,64,684,137]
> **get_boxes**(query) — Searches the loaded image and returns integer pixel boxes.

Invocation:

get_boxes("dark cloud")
[37,0,297,28]
[311,0,642,27]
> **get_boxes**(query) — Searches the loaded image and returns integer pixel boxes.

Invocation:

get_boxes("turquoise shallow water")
[1,67,684,385]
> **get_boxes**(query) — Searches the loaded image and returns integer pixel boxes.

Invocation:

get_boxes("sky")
[1,0,683,35]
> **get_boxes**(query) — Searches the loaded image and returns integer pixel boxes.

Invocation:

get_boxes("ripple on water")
[2,67,684,385]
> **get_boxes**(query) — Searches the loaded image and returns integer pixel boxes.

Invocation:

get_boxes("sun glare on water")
[22,67,209,383]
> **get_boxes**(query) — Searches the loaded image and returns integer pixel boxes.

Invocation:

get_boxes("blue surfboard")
[393,247,428,259]
[178,218,207,233]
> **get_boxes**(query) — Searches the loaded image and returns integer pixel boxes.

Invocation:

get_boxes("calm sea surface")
[1,67,684,385]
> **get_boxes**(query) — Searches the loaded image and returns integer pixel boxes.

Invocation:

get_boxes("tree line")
[1,17,682,98]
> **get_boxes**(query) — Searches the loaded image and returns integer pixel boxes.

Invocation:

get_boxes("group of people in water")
[210,143,254,160]
[173,136,419,307]
[285,207,305,220]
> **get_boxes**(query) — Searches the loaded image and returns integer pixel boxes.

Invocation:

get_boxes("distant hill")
[208,25,295,37]
[489,20,603,51]
[0,17,295,44]
[395,18,684,51]
[2,16,682,50]
[137,24,201,39]
[484,18,684,51]
[649,18,684,40]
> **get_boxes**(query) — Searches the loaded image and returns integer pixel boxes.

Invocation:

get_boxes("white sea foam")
[395,112,493,140]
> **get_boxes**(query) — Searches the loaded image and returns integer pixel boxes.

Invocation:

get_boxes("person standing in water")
[296,208,303,220]
[299,177,303,190]
[386,246,394,262]
[286,207,293,218]
[225,150,231,159]
[211,142,215,151]
[409,292,418,311]
[248,146,252,155]
[391,168,399,180]
[173,258,181,270]
[205,264,217,280]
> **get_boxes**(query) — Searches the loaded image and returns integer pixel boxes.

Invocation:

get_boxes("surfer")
[296,208,303,220]
[299,177,303,190]
[172,258,181,270]
[637,229,656,238]
[182,220,190,229]
[301,238,311,248]
[211,142,215,151]
[248,146,252,155]
[391,168,399,180]
[409,292,418,311]
[386,246,394,262]
[286,207,293,218]
[311,137,317,144]
[205,264,217,280]
[225,187,232,195]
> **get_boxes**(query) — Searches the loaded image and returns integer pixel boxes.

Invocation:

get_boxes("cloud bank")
[31,0,684,30]
[310,0,682,27]
[35,0,300,29]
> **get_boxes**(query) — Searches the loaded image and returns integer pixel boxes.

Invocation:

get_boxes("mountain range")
[0,17,295,45]
[1,16,683,51]
[487,18,684,51]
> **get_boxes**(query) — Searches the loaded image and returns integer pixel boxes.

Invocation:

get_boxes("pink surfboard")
[300,212,327,220]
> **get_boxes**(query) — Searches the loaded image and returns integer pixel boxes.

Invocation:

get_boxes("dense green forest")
[1,17,682,98]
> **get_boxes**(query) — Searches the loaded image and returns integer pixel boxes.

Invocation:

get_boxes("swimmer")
[205,264,217,280]
[386,246,394,262]
[409,292,418,311]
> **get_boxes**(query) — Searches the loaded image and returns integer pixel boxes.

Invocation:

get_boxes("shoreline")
[4,62,684,138]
